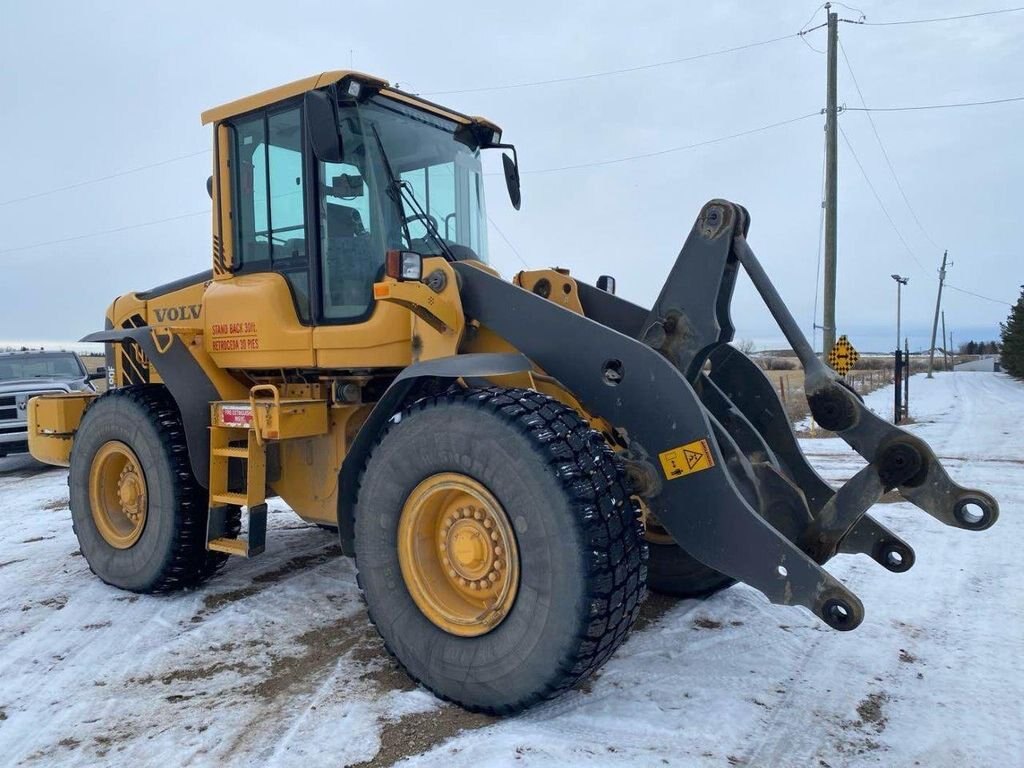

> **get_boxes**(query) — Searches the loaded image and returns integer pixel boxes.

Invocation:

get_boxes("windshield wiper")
[369,124,455,262]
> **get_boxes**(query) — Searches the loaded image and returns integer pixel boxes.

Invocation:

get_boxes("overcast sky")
[1,0,1020,353]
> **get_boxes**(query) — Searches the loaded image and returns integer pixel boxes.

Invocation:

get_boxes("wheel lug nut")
[494,546,503,557]
[473,510,483,520]
[495,560,504,571]
[490,532,499,541]
[483,519,492,529]
[448,568,457,578]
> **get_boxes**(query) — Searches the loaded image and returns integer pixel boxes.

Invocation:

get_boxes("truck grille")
[0,391,63,424]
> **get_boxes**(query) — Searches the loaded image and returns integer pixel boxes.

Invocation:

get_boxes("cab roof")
[200,70,501,136]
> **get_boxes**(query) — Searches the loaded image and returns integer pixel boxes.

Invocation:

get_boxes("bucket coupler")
[455,199,999,631]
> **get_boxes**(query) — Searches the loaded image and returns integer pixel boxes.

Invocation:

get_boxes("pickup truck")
[0,350,105,458]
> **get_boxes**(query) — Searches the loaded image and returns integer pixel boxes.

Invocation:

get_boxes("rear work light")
[385,250,423,282]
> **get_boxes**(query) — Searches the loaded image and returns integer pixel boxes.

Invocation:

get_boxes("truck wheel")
[355,387,647,714]
[69,385,237,593]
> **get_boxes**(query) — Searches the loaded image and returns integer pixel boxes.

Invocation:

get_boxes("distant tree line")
[957,340,1001,355]
[1001,285,1024,379]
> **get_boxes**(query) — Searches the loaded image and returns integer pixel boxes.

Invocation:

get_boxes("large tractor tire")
[69,385,236,593]
[354,387,647,714]
[644,538,735,599]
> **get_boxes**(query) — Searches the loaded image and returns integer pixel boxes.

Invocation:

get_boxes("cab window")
[230,106,311,322]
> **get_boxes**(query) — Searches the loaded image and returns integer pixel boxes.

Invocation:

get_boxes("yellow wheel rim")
[398,473,519,637]
[89,441,148,549]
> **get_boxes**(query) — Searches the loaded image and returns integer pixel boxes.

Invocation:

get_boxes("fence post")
[904,339,910,420]
[894,349,903,424]
[778,376,787,406]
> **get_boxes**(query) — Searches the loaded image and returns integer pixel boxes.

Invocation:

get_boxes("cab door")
[309,132,411,370]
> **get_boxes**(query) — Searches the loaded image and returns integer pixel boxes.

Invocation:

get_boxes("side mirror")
[502,152,521,211]
[304,90,343,164]
[88,366,107,381]
[596,275,617,295]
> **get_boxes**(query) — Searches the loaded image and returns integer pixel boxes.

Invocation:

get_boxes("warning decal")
[659,438,715,480]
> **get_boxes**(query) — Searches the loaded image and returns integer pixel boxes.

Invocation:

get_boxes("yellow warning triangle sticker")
[658,438,716,480]
[683,448,704,470]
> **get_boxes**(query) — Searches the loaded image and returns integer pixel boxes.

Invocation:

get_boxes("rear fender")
[80,327,233,487]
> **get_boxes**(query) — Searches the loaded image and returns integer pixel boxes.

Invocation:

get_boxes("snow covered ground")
[0,372,1020,767]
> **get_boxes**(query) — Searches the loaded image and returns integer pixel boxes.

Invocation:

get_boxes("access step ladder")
[206,385,329,557]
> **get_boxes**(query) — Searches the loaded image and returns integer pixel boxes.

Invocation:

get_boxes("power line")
[837,123,927,274]
[839,124,1011,310]
[855,6,1024,26]
[797,3,829,53]
[492,112,819,176]
[0,209,208,256]
[845,95,1024,112]
[839,40,942,251]
[420,34,797,96]
[946,284,1013,306]
[486,216,529,270]
[0,149,211,207]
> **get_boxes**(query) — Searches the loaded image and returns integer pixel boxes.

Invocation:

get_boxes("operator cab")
[202,72,518,330]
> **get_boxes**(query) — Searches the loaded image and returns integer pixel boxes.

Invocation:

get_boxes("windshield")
[0,353,84,381]
[317,95,490,320]
[364,98,489,259]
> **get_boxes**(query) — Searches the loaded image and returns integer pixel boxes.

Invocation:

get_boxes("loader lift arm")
[455,199,998,631]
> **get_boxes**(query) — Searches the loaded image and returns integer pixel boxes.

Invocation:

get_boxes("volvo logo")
[153,304,202,323]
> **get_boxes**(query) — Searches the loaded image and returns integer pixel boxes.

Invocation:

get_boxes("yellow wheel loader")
[27,71,998,714]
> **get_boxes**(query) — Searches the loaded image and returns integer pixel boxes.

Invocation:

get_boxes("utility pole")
[926,250,949,378]
[822,4,839,357]
[891,274,908,352]
[941,310,948,371]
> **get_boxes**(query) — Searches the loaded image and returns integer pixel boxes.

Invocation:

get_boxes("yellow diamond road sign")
[828,335,860,375]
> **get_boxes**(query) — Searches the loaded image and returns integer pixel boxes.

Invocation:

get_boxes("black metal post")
[894,348,903,424]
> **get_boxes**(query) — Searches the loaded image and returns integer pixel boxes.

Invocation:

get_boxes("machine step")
[211,491,249,507]
[206,503,267,558]
[207,537,251,556]
[205,383,329,559]
[212,446,249,459]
